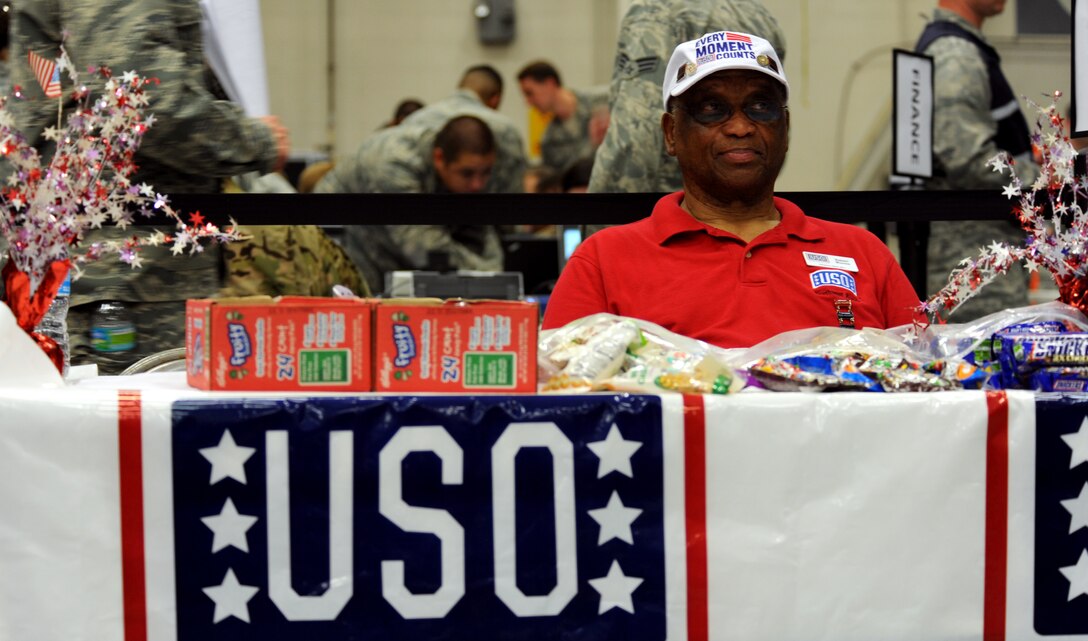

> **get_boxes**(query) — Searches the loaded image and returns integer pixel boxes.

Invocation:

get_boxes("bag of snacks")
[737,326,987,392]
[538,314,745,394]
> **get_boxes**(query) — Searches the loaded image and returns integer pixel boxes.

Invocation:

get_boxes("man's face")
[433,149,496,193]
[519,77,558,113]
[662,70,789,204]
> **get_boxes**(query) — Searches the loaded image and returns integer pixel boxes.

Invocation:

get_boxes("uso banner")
[1,385,1081,641]
[154,394,685,640]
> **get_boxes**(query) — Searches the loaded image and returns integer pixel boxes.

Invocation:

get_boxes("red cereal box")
[373,299,537,392]
[186,296,372,391]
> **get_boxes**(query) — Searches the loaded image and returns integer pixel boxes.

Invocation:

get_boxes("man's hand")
[260,115,291,172]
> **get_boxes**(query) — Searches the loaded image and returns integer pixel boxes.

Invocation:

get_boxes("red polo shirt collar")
[650,192,826,245]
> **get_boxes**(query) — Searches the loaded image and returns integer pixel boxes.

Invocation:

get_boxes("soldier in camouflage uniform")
[516,61,609,175]
[917,1,1039,321]
[316,115,504,295]
[9,0,288,374]
[321,65,525,196]
[587,0,786,194]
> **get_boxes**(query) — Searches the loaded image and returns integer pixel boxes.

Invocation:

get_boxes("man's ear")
[661,110,677,157]
[784,107,791,152]
[485,93,501,110]
[432,147,446,170]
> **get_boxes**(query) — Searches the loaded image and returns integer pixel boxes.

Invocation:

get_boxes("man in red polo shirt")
[542,30,922,348]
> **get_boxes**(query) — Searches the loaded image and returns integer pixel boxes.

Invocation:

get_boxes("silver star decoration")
[202,568,259,623]
[588,491,642,545]
[201,497,258,553]
[588,560,643,614]
[1061,418,1088,470]
[587,424,642,479]
[989,155,1009,173]
[199,430,256,485]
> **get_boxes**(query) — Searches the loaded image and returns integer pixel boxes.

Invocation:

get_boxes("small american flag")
[725,32,752,43]
[27,50,61,99]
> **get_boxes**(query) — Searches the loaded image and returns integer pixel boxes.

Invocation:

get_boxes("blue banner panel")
[1036,394,1088,634]
[170,395,668,640]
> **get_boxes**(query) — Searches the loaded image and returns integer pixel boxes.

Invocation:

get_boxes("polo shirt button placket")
[745,251,752,258]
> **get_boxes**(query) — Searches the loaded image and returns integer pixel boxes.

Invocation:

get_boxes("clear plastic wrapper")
[913,300,1088,362]
[912,302,1088,390]
[735,326,986,392]
[538,313,745,394]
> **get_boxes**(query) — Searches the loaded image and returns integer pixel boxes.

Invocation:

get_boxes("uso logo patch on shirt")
[809,269,857,296]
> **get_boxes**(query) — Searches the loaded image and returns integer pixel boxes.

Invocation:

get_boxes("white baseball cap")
[662,31,789,110]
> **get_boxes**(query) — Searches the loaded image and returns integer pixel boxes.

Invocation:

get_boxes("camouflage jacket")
[540,86,609,174]
[313,92,510,294]
[8,0,283,306]
[315,124,433,194]
[318,90,526,195]
[10,0,279,195]
[398,89,527,194]
[919,8,1039,190]
[220,225,370,298]
[334,222,504,296]
[587,0,786,193]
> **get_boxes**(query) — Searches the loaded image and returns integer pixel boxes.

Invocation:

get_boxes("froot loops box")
[185,296,373,391]
[372,299,537,393]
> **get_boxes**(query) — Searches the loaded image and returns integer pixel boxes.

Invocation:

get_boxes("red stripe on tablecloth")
[118,391,147,641]
[683,394,708,641]
[984,391,1009,641]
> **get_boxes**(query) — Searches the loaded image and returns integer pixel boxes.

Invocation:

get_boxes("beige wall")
[262,0,618,160]
[260,0,1071,191]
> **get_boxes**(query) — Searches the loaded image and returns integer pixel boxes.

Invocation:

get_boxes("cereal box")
[373,299,537,392]
[186,296,372,391]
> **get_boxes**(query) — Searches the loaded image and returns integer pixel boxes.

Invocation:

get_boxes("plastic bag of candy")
[538,313,746,394]
[916,300,1088,361]
[735,326,987,392]
[911,301,1088,389]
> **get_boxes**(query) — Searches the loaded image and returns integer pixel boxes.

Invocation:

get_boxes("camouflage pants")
[926,219,1030,322]
[68,300,187,375]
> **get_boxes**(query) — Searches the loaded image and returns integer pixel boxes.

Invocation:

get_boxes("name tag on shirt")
[803,251,858,272]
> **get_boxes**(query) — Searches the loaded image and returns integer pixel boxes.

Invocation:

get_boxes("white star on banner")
[587,424,642,479]
[201,498,258,553]
[199,430,256,485]
[588,560,644,614]
[1060,549,1088,601]
[202,568,259,623]
[588,491,643,545]
[1062,482,1088,535]
[1061,418,1088,470]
